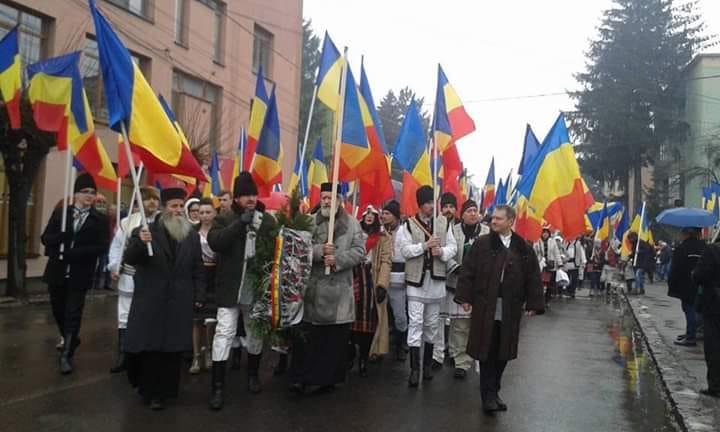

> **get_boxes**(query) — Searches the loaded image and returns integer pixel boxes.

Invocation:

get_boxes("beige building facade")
[0,0,303,284]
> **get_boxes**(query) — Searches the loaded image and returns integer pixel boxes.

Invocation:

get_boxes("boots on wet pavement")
[396,331,408,362]
[189,353,203,374]
[273,353,288,376]
[246,354,262,394]
[109,329,127,374]
[408,347,420,387]
[231,347,242,370]
[59,333,76,375]
[422,343,434,381]
[358,359,368,377]
[209,361,226,410]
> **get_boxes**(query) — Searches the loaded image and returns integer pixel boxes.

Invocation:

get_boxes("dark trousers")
[351,332,373,362]
[49,281,89,338]
[479,321,508,401]
[133,352,182,402]
[567,269,580,297]
[290,323,351,387]
[705,313,720,392]
[681,301,698,339]
[589,272,601,291]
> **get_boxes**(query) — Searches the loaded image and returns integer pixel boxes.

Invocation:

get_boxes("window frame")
[171,70,221,153]
[174,0,189,47]
[103,0,154,22]
[252,24,273,77]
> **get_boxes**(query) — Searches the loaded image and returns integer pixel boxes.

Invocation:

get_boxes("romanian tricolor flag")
[515,113,593,241]
[245,67,269,171]
[89,0,204,181]
[288,143,308,197]
[0,27,21,129]
[251,86,282,196]
[594,201,612,243]
[209,150,223,196]
[307,138,328,208]
[354,61,393,208]
[157,94,201,187]
[394,100,431,216]
[459,168,469,204]
[519,124,541,176]
[315,32,343,111]
[27,52,117,190]
[481,157,496,211]
[337,63,370,180]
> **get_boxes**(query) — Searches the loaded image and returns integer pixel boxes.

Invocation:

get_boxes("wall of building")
[0,0,302,282]
[682,54,720,208]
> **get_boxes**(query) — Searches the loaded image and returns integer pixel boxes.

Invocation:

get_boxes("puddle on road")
[607,299,680,431]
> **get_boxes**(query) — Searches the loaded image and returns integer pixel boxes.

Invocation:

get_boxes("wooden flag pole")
[115,177,122,233]
[326,47,349,275]
[298,84,319,190]
[116,163,145,272]
[633,201,646,267]
[120,123,153,256]
[238,126,246,172]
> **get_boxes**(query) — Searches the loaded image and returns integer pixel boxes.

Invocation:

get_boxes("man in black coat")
[41,173,110,375]
[124,187,205,411]
[668,228,705,347]
[207,172,276,410]
[692,239,720,398]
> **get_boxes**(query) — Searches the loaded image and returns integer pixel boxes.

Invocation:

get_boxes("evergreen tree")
[571,0,709,211]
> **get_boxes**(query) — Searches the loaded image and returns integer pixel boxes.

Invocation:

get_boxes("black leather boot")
[422,343,434,381]
[273,353,288,376]
[396,331,408,362]
[59,333,75,375]
[246,354,262,394]
[209,361,226,411]
[231,347,242,370]
[110,329,127,374]
[408,347,420,387]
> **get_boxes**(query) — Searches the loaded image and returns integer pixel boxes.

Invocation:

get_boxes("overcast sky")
[303,0,720,187]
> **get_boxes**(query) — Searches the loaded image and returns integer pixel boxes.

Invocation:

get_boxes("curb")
[621,291,718,432]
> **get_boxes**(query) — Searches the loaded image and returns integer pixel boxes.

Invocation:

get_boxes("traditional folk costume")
[395,186,457,386]
[445,199,489,378]
[350,206,391,376]
[385,200,409,361]
[208,173,276,410]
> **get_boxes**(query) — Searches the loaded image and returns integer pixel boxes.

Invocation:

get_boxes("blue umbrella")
[655,207,717,228]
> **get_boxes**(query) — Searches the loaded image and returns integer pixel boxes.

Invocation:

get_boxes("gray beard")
[320,203,339,218]
[161,213,192,242]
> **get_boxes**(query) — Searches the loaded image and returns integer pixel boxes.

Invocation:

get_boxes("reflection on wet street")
[0,294,679,431]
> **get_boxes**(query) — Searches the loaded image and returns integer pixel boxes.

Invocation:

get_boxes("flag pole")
[120,123,153,256]
[59,147,74,260]
[633,201,646,267]
[326,47,349,275]
[116,163,144,273]
[238,126,245,173]
[432,137,439,238]
[298,84,319,190]
[115,177,122,233]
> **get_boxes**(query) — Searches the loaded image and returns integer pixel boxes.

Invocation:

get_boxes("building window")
[172,70,220,154]
[196,0,225,64]
[0,3,47,67]
[252,24,273,76]
[0,157,39,257]
[105,0,152,20]
[174,0,188,46]
[81,37,147,123]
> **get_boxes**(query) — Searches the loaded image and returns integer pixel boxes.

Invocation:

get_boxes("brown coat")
[455,231,544,361]
[370,231,392,356]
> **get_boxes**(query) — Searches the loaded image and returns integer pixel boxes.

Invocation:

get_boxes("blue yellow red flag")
[519,124,541,176]
[394,101,431,186]
[315,32,343,111]
[515,113,593,241]
[337,63,370,179]
[245,66,269,171]
[88,0,204,180]
[481,158,496,211]
[0,27,21,128]
[251,86,282,196]
[307,138,328,208]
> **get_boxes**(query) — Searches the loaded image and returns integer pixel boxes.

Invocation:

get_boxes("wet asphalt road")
[0,291,679,432]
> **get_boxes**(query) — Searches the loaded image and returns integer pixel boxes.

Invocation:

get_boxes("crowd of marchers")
[39,170,720,416]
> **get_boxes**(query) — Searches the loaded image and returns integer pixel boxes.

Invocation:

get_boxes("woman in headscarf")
[184,197,200,227]
[349,205,391,377]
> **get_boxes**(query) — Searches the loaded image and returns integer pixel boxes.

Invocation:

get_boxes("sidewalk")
[624,281,720,431]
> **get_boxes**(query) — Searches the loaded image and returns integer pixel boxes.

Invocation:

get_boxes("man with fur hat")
[207,172,276,410]
[445,199,489,379]
[41,173,110,375]
[381,199,409,361]
[107,186,160,374]
[395,185,457,387]
[289,182,365,394]
[124,187,205,410]
[432,191,460,368]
